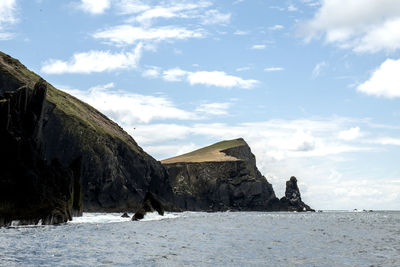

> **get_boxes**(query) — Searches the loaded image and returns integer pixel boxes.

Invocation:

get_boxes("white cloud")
[233,30,248,35]
[201,9,231,25]
[162,67,188,82]
[62,83,197,124]
[142,66,160,79]
[373,137,400,146]
[133,2,211,25]
[301,0,320,7]
[312,61,327,78]
[146,143,199,157]
[93,25,204,46]
[162,68,258,89]
[0,32,14,40]
[269,25,284,31]
[0,0,17,25]
[115,0,150,15]
[301,0,400,53]
[129,124,192,144]
[357,58,400,98]
[195,102,231,115]
[0,0,17,39]
[116,1,229,26]
[77,0,111,14]
[338,127,362,141]
[236,66,251,72]
[264,67,284,72]
[250,44,266,50]
[233,0,245,4]
[288,4,298,12]
[41,43,142,74]
[187,71,258,89]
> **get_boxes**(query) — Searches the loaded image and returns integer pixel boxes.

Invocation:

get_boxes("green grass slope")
[161,138,247,164]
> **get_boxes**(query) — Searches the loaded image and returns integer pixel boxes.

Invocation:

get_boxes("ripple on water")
[1,211,400,266]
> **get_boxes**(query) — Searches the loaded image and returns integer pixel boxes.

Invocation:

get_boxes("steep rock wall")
[164,144,280,211]
[0,81,81,226]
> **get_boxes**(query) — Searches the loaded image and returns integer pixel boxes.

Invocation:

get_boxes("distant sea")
[1,211,399,266]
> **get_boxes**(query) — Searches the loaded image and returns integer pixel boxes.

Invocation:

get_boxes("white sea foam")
[140,211,180,222]
[69,213,131,224]
[69,212,181,224]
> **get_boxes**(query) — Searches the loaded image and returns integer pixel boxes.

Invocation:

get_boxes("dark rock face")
[0,80,81,226]
[0,51,174,225]
[40,108,173,212]
[279,176,314,212]
[132,192,165,221]
[121,212,130,218]
[164,144,281,211]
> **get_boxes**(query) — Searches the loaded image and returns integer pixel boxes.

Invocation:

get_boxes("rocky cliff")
[0,51,174,226]
[162,138,314,212]
[162,138,282,211]
[0,52,313,226]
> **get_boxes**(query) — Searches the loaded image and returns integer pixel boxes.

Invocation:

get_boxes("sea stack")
[279,176,314,211]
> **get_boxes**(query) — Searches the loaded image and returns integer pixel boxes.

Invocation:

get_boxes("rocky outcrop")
[163,139,281,211]
[279,176,314,212]
[132,192,165,221]
[0,51,174,225]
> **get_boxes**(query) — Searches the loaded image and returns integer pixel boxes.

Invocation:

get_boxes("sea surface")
[1,211,399,266]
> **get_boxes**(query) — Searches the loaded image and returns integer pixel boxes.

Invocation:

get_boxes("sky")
[1,0,400,210]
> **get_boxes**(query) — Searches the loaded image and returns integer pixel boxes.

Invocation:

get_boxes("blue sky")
[1,0,400,210]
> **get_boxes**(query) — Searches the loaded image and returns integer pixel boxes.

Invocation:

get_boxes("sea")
[1,211,399,266]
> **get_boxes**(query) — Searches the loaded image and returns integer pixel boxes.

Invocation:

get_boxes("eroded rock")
[132,192,165,221]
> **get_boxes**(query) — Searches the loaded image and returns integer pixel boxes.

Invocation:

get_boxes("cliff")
[0,52,313,226]
[0,51,174,226]
[162,138,282,211]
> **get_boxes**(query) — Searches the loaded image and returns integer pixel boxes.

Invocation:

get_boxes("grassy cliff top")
[0,51,142,154]
[161,138,247,164]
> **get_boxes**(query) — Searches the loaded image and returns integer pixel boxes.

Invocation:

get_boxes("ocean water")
[1,211,399,266]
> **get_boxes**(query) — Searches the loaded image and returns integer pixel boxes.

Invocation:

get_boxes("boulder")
[132,192,165,221]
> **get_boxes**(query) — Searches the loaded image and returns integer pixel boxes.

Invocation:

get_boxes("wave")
[69,212,180,224]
